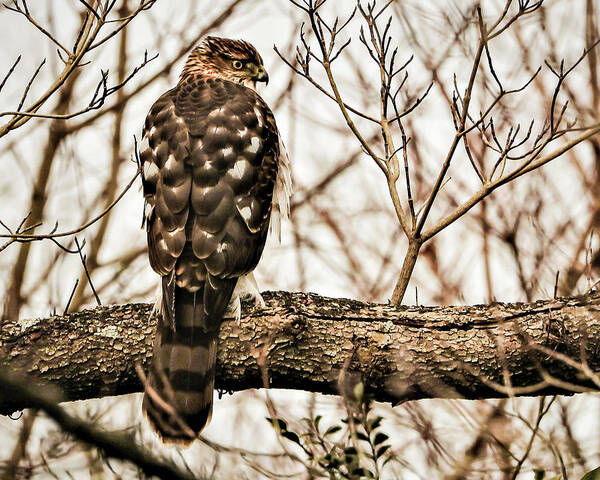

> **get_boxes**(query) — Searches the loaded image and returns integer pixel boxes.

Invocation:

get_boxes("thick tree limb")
[1,291,599,414]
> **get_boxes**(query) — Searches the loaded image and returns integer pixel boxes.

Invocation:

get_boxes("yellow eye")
[232,60,243,69]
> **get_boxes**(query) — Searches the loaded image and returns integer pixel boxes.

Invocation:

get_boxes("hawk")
[139,36,291,443]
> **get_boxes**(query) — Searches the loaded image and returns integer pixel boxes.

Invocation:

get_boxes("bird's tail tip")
[142,395,212,446]
[141,329,217,444]
[142,367,215,445]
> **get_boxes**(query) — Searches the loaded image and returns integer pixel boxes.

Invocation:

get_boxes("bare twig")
[0,55,22,93]
[0,166,141,247]
[74,237,101,306]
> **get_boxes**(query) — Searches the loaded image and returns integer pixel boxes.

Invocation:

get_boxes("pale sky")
[0,1,598,478]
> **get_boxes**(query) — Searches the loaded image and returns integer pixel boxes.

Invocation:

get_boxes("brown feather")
[141,37,280,442]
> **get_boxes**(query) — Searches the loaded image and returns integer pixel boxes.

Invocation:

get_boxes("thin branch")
[274,46,379,124]
[16,58,46,112]
[63,279,79,315]
[74,237,102,306]
[0,55,21,93]
[79,0,100,20]
[421,123,600,241]
[88,0,158,50]
[4,1,70,54]
[0,166,141,247]
[0,52,158,121]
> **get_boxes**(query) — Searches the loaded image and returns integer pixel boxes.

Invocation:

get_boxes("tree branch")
[1,291,599,414]
[0,370,196,480]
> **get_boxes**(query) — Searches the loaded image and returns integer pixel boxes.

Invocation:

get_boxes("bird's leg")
[234,271,265,308]
[151,282,161,318]
[224,272,265,326]
[224,295,242,326]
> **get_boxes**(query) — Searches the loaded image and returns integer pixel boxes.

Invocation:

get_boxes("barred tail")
[142,276,235,444]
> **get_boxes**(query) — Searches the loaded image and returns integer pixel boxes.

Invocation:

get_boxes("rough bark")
[1,291,599,414]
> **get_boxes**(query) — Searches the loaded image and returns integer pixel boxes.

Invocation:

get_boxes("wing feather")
[142,75,280,286]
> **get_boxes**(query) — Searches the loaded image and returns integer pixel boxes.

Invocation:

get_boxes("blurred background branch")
[0,0,599,477]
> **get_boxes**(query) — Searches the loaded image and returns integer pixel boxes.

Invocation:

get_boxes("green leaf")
[344,447,357,456]
[376,444,390,457]
[373,432,389,445]
[314,415,322,427]
[322,452,340,469]
[325,425,342,436]
[355,431,369,442]
[282,431,301,445]
[351,467,375,478]
[369,416,383,430]
[581,467,600,480]
[266,417,288,432]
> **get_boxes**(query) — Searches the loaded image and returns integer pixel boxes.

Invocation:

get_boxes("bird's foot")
[225,272,265,326]
[235,272,265,309]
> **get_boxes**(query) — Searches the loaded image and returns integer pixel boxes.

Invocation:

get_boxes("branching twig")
[0,166,141,248]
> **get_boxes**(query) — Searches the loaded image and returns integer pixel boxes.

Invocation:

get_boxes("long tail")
[142,275,236,444]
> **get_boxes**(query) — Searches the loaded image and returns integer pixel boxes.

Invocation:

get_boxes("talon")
[234,272,265,310]
[253,292,265,308]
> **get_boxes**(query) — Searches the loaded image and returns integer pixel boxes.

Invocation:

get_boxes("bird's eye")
[232,60,243,69]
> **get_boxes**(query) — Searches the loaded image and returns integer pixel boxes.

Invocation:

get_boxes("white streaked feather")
[144,202,154,222]
[163,154,177,171]
[208,106,226,118]
[269,135,293,243]
[222,146,234,158]
[138,133,151,154]
[247,136,260,154]
[151,281,161,318]
[242,79,257,90]
[211,125,227,136]
[143,161,159,183]
[231,159,249,180]
[253,106,264,127]
[234,272,265,306]
[239,205,252,223]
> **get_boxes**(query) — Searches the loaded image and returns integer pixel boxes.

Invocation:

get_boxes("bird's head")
[182,36,269,88]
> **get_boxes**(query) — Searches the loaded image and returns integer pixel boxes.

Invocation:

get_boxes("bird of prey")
[139,36,291,443]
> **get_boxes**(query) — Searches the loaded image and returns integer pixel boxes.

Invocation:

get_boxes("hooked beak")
[255,65,269,85]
